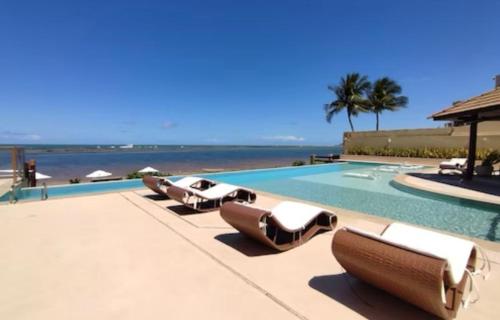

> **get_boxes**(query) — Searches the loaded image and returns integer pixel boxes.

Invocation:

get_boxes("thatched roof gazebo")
[430,75,500,179]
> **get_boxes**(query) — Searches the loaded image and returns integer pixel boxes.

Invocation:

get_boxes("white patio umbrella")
[138,166,159,173]
[35,172,52,180]
[86,170,112,178]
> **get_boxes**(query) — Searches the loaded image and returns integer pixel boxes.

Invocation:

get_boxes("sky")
[0,0,499,145]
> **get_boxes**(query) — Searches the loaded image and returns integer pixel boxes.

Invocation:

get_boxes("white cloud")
[161,121,177,129]
[262,135,305,142]
[0,131,41,141]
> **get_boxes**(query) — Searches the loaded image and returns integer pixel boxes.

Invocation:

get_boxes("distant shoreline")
[0,145,342,185]
[44,159,308,186]
[0,144,340,155]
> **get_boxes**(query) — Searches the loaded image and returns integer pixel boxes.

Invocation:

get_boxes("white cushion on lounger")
[169,176,204,188]
[194,183,245,200]
[451,158,467,166]
[440,158,467,167]
[382,223,474,285]
[270,201,327,231]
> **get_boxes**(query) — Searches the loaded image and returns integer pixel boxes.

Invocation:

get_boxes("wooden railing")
[309,154,341,164]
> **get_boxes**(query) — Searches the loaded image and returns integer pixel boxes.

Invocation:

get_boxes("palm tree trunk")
[348,112,355,132]
[376,112,379,131]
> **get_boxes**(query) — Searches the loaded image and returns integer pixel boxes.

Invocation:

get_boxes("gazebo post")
[465,119,478,180]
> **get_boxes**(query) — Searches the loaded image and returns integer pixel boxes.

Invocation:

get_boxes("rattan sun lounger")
[332,223,490,319]
[167,183,257,212]
[220,201,337,251]
[142,176,215,198]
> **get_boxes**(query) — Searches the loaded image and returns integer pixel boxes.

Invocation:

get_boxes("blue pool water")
[2,162,499,242]
[203,162,500,242]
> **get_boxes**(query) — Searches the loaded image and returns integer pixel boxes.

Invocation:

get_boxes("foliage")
[126,171,169,179]
[481,150,500,167]
[345,145,497,160]
[324,73,371,132]
[292,160,306,166]
[69,177,80,184]
[367,77,408,131]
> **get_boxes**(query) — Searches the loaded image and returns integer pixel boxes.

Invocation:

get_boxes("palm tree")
[367,77,408,131]
[324,73,371,132]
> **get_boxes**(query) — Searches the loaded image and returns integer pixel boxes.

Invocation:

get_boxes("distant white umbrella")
[138,166,159,173]
[35,172,52,180]
[86,170,112,178]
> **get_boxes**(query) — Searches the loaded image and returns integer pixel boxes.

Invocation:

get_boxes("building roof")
[431,87,500,122]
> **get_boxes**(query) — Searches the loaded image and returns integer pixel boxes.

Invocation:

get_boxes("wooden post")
[310,154,316,165]
[29,160,36,187]
[465,120,477,180]
[11,148,17,185]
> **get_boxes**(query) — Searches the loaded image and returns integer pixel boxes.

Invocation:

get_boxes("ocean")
[0,145,341,184]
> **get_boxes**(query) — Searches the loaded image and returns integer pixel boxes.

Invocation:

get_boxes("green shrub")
[292,160,306,166]
[481,150,500,167]
[345,145,496,160]
[69,177,80,184]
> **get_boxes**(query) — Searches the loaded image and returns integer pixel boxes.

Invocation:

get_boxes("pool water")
[202,162,500,242]
[1,179,146,202]
[2,162,499,242]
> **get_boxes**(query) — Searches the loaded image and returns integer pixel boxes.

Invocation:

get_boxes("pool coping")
[1,162,350,202]
[4,160,498,208]
[393,173,500,206]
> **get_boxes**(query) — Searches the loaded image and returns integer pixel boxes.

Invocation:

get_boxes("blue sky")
[1,0,499,145]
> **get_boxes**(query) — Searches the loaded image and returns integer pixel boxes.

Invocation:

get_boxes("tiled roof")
[431,87,500,120]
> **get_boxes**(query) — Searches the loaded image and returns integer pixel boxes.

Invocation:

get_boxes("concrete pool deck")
[394,173,500,205]
[0,189,499,319]
[342,155,500,206]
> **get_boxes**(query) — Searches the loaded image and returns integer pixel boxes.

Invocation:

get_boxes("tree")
[367,77,408,131]
[324,73,371,132]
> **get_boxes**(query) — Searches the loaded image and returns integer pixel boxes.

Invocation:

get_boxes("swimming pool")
[2,162,499,242]
[203,162,500,242]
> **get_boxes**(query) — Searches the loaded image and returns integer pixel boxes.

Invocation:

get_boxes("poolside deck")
[0,189,499,319]
[0,178,12,200]
[342,154,500,205]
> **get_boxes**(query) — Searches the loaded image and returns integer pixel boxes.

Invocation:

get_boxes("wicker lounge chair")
[220,201,337,251]
[439,158,467,174]
[332,223,489,319]
[167,183,256,212]
[142,176,215,198]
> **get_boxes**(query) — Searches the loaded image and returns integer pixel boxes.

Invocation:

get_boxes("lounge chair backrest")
[381,223,475,285]
[346,224,475,286]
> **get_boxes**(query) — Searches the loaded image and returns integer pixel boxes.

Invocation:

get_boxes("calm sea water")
[0,145,340,182]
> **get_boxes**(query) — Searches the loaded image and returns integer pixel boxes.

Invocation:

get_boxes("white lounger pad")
[169,176,204,188]
[441,158,467,167]
[270,201,330,231]
[195,183,248,200]
[345,223,474,285]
